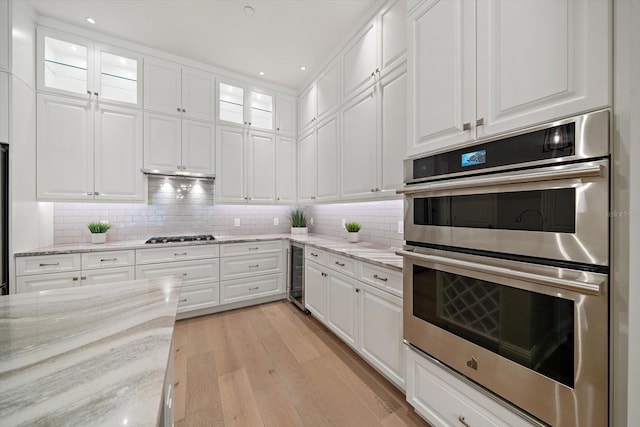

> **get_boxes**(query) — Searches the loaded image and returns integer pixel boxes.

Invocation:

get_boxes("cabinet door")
[327,272,358,348]
[94,45,142,107]
[341,87,377,199]
[476,0,610,138]
[82,266,135,286]
[359,284,405,389]
[218,79,245,126]
[17,272,80,293]
[181,119,215,175]
[317,59,340,121]
[379,0,407,74]
[143,112,181,171]
[215,125,246,203]
[297,128,315,202]
[305,262,326,322]
[297,83,316,133]
[276,135,297,204]
[275,93,296,136]
[178,283,220,313]
[316,115,339,201]
[181,66,216,122]
[379,66,406,194]
[247,130,276,203]
[248,88,274,131]
[144,57,181,116]
[36,94,94,200]
[94,104,144,201]
[0,71,7,143]
[342,20,378,99]
[407,0,475,157]
[0,0,8,72]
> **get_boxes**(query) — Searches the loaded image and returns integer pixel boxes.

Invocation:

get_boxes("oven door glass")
[413,264,575,387]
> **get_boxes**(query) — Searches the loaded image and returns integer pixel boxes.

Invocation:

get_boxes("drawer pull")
[249,264,260,268]
[373,274,388,282]
[335,261,345,267]
[248,286,259,291]
[310,252,318,257]
[458,415,470,427]
[72,277,79,281]
[179,298,188,302]
[39,262,60,267]
[100,258,117,262]
[174,253,188,256]
[81,276,86,280]
[248,247,259,251]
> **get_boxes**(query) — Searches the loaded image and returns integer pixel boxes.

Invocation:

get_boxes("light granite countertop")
[0,277,181,427]
[15,233,404,271]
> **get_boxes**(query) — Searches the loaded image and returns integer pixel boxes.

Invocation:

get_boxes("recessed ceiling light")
[259,71,264,76]
[86,17,96,24]
[70,45,78,51]
[300,66,307,71]
[244,6,255,16]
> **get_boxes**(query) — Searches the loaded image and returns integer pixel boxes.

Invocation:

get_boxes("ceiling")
[25,0,378,91]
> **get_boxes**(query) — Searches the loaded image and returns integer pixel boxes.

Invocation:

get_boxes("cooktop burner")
[144,234,215,244]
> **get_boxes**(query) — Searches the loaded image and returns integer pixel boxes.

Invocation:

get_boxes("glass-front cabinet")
[217,79,274,131]
[37,28,142,107]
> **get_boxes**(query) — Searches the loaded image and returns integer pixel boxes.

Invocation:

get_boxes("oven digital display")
[461,149,486,167]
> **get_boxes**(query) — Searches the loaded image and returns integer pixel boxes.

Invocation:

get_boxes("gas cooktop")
[144,234,215,244]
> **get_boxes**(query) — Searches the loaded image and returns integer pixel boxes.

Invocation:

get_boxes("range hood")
[140,168,215,180]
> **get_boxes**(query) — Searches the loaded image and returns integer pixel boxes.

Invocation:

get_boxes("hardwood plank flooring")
[173,300,429,427]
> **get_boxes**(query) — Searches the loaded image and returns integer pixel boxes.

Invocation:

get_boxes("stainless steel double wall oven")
[398,110,610,426]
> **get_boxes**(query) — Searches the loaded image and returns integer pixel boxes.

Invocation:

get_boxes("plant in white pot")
[289,208,308,235]
[345,221,361,243]
[88,221,111,244]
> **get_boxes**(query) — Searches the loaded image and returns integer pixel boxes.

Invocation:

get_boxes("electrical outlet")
[273,217,279,226]
[310,217,314,226]
[342,218,346,228]
[234,218,240,227]
[398,220,404,234]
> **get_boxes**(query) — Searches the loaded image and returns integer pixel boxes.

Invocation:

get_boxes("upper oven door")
[399,159,609,267]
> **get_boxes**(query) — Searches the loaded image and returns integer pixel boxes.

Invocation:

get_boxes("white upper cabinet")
[217,79,274,131]
[408,0,611,157]
[144,57,215,121]
[315,114,340,201]
[37,28,142,107]
[297,128,316,203]
[275,135,296,204]
[342,20,378,100]
[379,66,406,193]
[181,119,216,175]
[0,0,8,72]
[247,130,276,203]
[275,93,296,136]
[379,0,407,75]
[317,59,341,122]
[475,0,610,138]
[298,83,317,133]
[215,125,246,203]
[0,72,7,143]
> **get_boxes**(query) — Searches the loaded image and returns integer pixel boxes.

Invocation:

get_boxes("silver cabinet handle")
[177,165,181,169]
[182,108,186,113]
[100,258,117,262]
[177,107,181,112]
[310,252,318,257]
[370,188,375,192]
[81,276,86,280]
[373,274,388,282]
[458,415,470,427]
[93,92,98,97]
[174,253,188,256]
[248,247,259,250]
[72,277,79,281]
[335,261,345,267]
[39,262,60,267]
[182,273,188,276]
[476,118,484,126]
[249,286,259,291]
[462,122,471,131]
[355,288,360,293]
[249,264,259,268]
[179,298,188,302]
[94,192,100,195]
[87,90,91,96]
[86,192,93,196]
[321,272,327,277]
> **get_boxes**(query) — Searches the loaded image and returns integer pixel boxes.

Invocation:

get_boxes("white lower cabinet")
[17,271,81,293]
[177,282,220,313]
[327,271,358,348]
[220,274,282,304]
[82,266,135,286]
[406,346,536,427]
[305,261,328,322]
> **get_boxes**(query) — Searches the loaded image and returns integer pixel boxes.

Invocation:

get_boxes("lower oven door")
[398,247,608,427]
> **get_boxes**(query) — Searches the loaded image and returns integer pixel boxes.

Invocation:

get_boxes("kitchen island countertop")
[0,277,181,426]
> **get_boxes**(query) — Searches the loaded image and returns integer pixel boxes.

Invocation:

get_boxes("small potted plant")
[345,221,361,243]
[289,208,308,235]
[88,221,111,244]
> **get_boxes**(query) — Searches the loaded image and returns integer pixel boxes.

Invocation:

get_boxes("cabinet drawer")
[16,254,81,276]
[359,263,403,297]
[81,250,135,270]
[407,347,535,427]
[136,244,218,264]
[327,253,357,277]
[82,266,135,286]
[219,240,282,257]
[305,246,327,265]
[220,274,282,304]
[136,259,219,285]
[178,282,220,313]
[16,271,81,293]
[220,253,282,280]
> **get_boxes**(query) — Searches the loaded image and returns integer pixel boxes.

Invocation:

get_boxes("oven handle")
[396,162,603,195]
[395,249,603,296]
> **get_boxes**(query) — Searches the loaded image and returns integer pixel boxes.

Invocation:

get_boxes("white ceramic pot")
[291,227,308,235]
[91,233,107,244]
[347,232,359,243]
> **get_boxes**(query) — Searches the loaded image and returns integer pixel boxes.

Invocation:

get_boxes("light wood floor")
[172,300,430,427]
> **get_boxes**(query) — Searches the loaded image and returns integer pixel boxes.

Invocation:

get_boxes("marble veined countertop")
[15,233,403,271]
[0,277,181,426]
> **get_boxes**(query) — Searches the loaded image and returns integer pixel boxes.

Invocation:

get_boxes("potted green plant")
[345,221,361,243]
[88,221,111,244]
[289,208,308,235]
